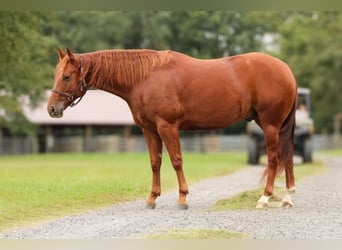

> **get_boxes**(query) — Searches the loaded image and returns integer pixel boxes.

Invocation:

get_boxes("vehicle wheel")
[302,137,313,163]
[248,137,260,165]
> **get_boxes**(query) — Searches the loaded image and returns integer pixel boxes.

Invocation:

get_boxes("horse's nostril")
[49,105,55,114]
[48,104,63,118]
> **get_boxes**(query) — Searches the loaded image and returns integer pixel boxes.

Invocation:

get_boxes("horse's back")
[172,50,297,108]
[170,51,296,88]
[138,51,297,130]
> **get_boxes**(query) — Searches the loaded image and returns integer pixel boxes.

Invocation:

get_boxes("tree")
[48,11,275,58]
[279,12,342,132]
[0,12,54,134]
[2,11,339,135]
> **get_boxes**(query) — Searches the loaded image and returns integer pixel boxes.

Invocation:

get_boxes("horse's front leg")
[142,129,163,209]
[157,123,189,209]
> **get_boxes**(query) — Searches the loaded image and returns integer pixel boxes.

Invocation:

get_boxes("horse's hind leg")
[279,138,296,208]
[256,124,280,208]
[143,129,163,209]
[157,122,189,209]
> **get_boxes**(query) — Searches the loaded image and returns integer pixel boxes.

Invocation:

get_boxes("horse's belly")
[179,105,243,130]
[176,85,250,130]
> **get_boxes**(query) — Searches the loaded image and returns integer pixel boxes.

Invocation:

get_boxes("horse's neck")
[95,82,132,101]
[84,49,167,101]
[84,57,132,101]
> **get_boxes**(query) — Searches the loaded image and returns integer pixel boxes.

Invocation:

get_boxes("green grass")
[213,187,285,211]
[0,152,246,232]
[318,149,342,156]
[145,228,249,239]
[213,160,326,211]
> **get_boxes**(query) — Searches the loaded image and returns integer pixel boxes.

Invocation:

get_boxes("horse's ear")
[66,48,75,62]
[58,48,66,60]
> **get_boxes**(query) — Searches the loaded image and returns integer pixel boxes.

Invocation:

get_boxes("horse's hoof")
[279,200,293,208]
[145,202,156,209]
[177,202,189,210]
[256,202,269,209]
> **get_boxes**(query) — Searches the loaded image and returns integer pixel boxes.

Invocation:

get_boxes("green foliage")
[1,11,341,134]
[278,12,342,132]
[50,11,268,57]
[0,12,55,134]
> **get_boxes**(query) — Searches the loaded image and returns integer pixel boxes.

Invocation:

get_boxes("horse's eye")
[63,75,71,82]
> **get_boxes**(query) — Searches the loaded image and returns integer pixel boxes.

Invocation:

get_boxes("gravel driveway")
[1,154,341,239]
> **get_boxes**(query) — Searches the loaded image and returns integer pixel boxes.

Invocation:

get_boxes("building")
[22,90,137,153]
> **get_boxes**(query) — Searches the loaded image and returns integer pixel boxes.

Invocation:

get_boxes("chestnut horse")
[47,48,297,209]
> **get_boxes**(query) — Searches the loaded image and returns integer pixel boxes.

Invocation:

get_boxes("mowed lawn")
[0,152,246,231]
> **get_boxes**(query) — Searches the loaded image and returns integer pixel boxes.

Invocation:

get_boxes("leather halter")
[51,57,87,107]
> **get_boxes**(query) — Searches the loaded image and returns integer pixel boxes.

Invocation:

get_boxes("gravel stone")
[1,154,341,239]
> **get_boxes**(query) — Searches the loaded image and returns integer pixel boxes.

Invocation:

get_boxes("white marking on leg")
[281,193,292,203]
[256,195,270,208]
[258,195,270,204]
[287,187,296,194]
[280,187,295,207]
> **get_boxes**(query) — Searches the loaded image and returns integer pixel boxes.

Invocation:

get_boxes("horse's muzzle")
[48,105,64,118]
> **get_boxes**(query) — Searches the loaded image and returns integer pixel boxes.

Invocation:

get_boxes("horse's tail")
[277,89,297,177]
[262,88,297,181]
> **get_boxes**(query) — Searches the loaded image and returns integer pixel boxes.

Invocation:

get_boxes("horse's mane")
[79,49,170,88]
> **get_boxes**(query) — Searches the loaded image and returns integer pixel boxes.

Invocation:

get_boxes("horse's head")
[47,48,87,118]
